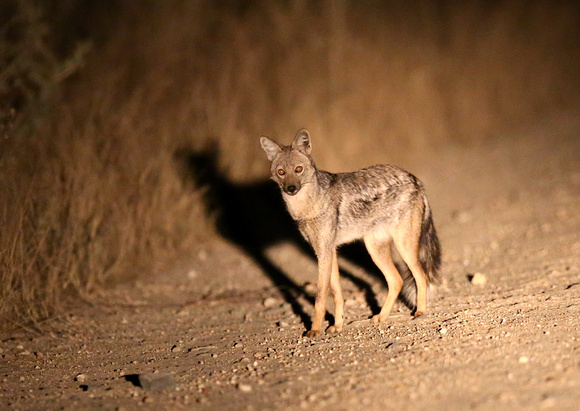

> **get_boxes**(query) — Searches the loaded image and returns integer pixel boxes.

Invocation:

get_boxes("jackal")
[260,129,441,337]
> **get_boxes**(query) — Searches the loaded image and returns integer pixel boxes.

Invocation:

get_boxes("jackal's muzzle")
[283,183,300,196]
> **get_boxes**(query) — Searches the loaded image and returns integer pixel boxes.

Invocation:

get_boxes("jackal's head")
[260,129,315,196]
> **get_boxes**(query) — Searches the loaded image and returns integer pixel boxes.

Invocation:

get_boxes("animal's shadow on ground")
[175,144,411,330]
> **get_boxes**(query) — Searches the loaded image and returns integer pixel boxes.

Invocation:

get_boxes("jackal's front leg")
[306,249,333,337]
[327,251,343,333]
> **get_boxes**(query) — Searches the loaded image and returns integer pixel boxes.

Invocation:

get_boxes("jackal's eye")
[277,169,286,176]
[295,166,303,173]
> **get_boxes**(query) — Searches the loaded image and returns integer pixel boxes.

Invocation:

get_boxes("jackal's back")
[317,164,425,245]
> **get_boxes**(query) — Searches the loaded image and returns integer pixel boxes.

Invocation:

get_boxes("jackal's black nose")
[286,185,297,195]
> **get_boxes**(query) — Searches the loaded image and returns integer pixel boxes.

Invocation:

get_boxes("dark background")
[1,0,579,330]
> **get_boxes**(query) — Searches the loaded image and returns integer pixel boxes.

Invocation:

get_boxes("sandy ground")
[1,125,579,410]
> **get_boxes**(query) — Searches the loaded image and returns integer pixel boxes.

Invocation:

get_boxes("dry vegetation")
[1,0,579,333]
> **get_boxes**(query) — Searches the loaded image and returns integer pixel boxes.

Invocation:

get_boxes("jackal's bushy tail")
[400,196,441,309]
[419,196,441,283]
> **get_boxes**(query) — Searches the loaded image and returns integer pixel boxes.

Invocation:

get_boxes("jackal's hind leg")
[393,232,428,317]
[364,235,403,323]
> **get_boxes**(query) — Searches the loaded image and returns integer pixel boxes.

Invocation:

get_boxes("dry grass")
[1,0,579,333]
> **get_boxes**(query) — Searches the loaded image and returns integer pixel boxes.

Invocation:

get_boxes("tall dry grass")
[1,0,579,332]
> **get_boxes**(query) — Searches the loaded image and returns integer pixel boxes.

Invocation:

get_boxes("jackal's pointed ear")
[260,136,282,161]
[292,129,311,155]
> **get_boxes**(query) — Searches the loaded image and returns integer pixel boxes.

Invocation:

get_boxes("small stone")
[176,307,190,316]
[518,356,529,364]
[75,374,87,383]
[138,372,177,392]
[470,273,487,286]
[439,328,448,334]
[237,383,252,393]
[262,297,278,308]
[171,345,182,353]
[452,210,471,223]
[344,297,358,307]
[303,282,317,296]
[540,396,556,408]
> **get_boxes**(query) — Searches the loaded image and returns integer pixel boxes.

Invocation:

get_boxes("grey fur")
[260,129,441,337]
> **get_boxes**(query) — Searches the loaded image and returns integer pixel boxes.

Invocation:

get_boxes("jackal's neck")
[282,169,326,221]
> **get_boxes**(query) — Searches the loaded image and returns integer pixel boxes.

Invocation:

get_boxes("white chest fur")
[283,186,321,221]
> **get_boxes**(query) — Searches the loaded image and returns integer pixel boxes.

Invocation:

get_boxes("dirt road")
[1,127,579,410]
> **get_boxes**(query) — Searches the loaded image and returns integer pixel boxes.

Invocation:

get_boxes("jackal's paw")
[304,329,320,338]
[372,314,387,324]
[413,311,425,319]
[327,324,343,334]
